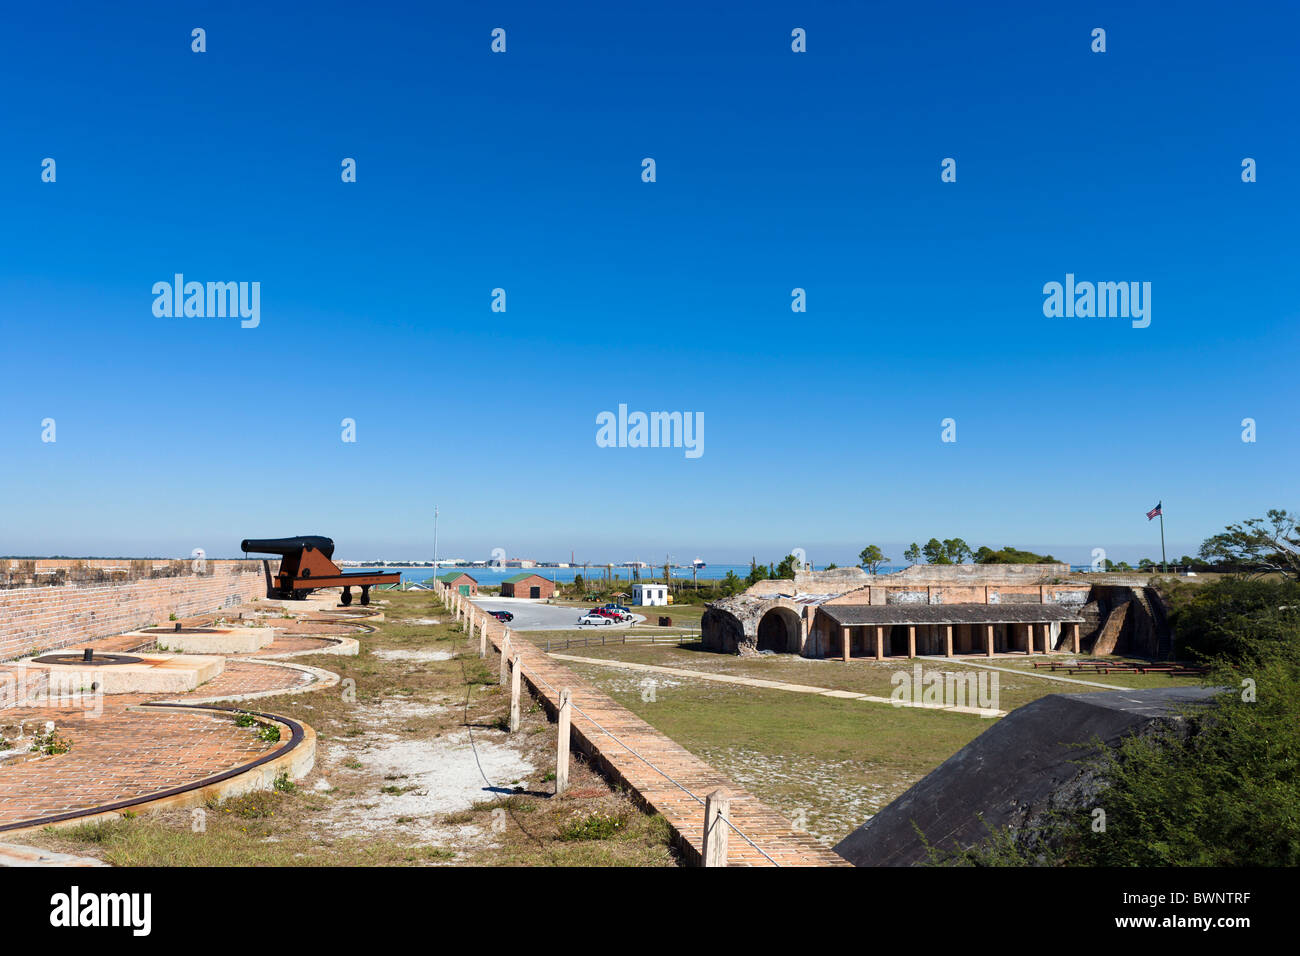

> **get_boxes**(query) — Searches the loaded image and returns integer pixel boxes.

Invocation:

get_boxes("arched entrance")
[756,606,801,653]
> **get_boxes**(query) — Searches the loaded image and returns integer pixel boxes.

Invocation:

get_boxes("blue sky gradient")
[2,1,1296,564]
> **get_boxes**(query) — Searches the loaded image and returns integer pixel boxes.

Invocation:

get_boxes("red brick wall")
[501,575,555,599]
[0,560,272,662]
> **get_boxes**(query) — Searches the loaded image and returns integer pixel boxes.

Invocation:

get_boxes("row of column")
[837,621,1082,660]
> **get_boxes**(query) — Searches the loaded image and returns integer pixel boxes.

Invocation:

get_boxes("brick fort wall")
[0,559,274,661]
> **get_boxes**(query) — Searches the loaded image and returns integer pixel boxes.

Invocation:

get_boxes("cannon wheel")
[340,586,353,606]
[360,585,370,606]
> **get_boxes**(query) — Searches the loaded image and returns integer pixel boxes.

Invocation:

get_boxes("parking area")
[470,597,645,631]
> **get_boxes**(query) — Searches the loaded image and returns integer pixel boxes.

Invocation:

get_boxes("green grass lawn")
[563,663,990,843]
[552,642,1207,845]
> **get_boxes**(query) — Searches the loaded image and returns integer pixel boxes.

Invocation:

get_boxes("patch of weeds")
[558,809,629,842]
[342,758,363,770]
[542,771,556,782]
[413,847,455,861]
[461,658,494,686]
[219,791,282,819]
[65,818,131,844]
[273,773,296,793]
[380,784,419,796]
[29,728,73,756]
[233,711,260,728]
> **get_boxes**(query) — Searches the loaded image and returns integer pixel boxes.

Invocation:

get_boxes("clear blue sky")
[1,1,1296,564]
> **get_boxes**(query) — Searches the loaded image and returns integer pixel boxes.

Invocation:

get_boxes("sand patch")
[372,648,454,663]
[321,730,535,837]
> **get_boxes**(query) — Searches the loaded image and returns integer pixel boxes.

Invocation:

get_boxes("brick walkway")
[0,697,276,829]
[0,625,334,831]
[474,610,847,866]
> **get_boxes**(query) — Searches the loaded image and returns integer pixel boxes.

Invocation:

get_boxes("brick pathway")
[0,629,333,831]
[476,613,847,866]
[0,698,276,829]
[176,658,317,699]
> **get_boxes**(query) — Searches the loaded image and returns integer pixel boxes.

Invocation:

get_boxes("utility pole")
[433,505,439,570]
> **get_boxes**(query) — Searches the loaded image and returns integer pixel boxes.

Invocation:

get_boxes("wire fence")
[542,631,701,652]
[446,596,779,865]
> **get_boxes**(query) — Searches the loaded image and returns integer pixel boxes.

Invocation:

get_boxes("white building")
[633,583,669,606]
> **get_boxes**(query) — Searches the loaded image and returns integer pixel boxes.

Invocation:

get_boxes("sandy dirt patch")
[371,648,454,663]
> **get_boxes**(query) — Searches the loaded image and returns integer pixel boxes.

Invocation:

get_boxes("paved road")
[469,597,644,631]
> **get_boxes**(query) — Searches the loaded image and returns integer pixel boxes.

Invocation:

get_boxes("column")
[842,627,850,662]
[1071,622,1081,654]
[945,624,954,658]
[1026,623,1035,654]
[875,625,884,661]
[907,625,916,659]
[986,623,995,657]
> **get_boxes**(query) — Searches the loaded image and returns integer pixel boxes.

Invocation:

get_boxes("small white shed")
[633,583,669,606]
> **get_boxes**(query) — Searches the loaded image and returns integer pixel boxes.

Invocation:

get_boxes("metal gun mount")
[240,535,399,605]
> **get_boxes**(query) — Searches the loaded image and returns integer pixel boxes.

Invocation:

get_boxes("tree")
[720,570,743,595]
[1198,509,1300,580]
[903,542,921,565]
[858,545,887,575]
[745,558,766,586]
[942,538,973,564]
[973,545,1060,564]
[922,538,951,565]
[773,554,799,580]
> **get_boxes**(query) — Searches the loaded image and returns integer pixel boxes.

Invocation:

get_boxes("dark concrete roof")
[833,686,1221,866]
[818,602,1084,626]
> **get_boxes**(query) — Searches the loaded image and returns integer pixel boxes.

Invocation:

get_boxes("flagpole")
[1159,509,1167,574]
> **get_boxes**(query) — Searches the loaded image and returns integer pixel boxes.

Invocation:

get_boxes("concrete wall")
[0,559,271,662]
[824,583,1091,607]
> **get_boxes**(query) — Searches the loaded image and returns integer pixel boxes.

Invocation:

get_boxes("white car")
[578,613,614,626]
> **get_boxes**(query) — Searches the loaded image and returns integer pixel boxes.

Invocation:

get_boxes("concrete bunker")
[756,606,801,653]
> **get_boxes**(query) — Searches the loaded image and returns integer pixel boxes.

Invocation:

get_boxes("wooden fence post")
[479,619,487,658]
[702,788,731,867]
[499,634,511,685]
[555,687,571,794]
[509,653,522,732]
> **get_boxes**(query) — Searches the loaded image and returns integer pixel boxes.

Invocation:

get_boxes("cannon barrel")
[241,536,335,559]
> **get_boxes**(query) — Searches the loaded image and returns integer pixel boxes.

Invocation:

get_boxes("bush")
[946,577,1300,866]
[1171,576,1300,663]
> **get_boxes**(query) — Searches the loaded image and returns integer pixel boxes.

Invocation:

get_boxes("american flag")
[1146,502,1162,520]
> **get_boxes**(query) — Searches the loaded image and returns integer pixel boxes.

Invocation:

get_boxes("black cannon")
[241,535,399,604]
[241,536,336,559]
